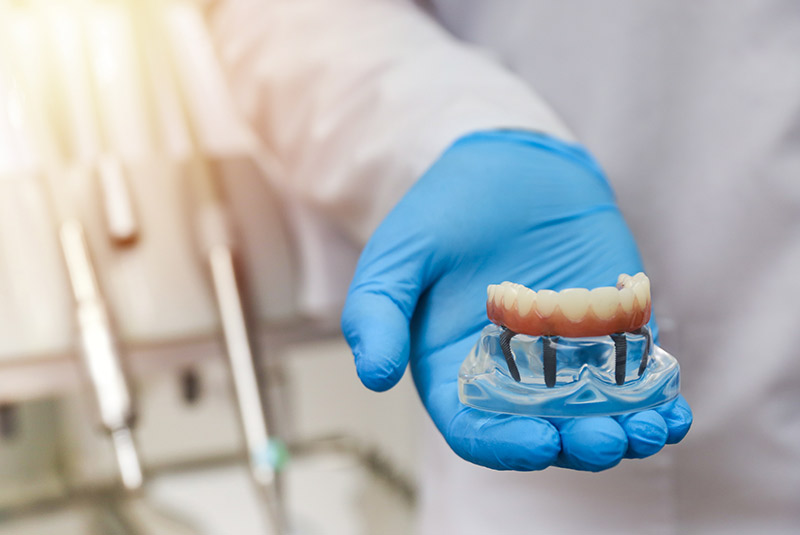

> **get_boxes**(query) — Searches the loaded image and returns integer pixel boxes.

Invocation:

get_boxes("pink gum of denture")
[487,293,651,338]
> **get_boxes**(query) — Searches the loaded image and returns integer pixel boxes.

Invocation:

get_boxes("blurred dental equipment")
[0,4,144,491]
[2,0,288,508]
[4,1,288,521]
[132,1,287,528]
[61,221,144,491]
[0,1,423,533]
[80,3,142,245]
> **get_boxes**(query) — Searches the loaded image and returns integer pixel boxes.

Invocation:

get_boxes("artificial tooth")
[516,288,536,316]
[619,287,635,312]
[617,273,632,288]
[559,288,591,321]
[590,286,620,320]
[493,286,505,308]
[536,289,558,317]
[632,272,648,283]
[503,285,519,308]
[638,275,651,294]
[633,279,650,307]
[487,285,495,302]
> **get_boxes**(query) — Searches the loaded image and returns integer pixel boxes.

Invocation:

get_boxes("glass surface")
[459,324,679,417]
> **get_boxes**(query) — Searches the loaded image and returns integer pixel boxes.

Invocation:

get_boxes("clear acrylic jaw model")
[458,274,680,417]
[459,324,679,417]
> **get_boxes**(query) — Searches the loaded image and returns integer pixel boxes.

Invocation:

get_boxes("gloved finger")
[553,417,628,472]
[654,394,693,444]
[342,223,437,391]
[616,410,669,459]
[445,407,561,471]
[341,291,411,391]
[411,339,560,471]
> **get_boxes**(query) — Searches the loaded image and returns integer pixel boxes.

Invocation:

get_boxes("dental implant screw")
[499,328,521,382]
[611,333,627,386]
[635,327,651,377]
[542,336,557,388]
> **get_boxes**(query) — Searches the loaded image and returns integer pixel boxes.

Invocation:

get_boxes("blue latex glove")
[342,130,692,471]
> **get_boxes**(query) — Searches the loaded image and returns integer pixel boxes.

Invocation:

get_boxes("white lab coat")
[211,1,800,534]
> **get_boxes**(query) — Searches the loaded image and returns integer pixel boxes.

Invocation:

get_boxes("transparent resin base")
[459,324,680,417]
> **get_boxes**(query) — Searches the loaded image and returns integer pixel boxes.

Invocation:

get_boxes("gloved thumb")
[342,289,411,391]
[341,229,434,392]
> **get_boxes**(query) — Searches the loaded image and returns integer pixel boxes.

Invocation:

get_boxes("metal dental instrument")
[0,4,144,491]
[60,218,143,491]
[130,1,287,529]
[75,0,141,245]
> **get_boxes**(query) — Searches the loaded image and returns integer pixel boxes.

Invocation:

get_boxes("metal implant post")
[542,336,557,388]
[635,327,652,376]
[499,328,521,382]
[611,333,627,385]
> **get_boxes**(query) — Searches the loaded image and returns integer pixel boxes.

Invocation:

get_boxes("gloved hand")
[341,130,692,471]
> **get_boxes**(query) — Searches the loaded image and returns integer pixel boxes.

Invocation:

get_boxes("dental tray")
[458,273,680,417]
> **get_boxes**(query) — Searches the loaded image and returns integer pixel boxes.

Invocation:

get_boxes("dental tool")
[64,0,142,245]
[60,218,143,491]
[86,1,146,245]
[0,4,144,491]
[178,68,288,535]
[129,0,287,528]
[459,273,680,417]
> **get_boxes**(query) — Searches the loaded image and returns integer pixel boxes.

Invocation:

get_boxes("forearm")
[210,0,573,243]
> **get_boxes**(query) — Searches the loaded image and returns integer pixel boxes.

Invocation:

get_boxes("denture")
[487,273,652,386]
[487,273,651,337]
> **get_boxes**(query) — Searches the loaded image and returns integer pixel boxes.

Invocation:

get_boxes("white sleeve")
[209,0,573,244]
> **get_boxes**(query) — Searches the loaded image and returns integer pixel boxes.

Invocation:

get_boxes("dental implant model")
[458,273,680,417]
